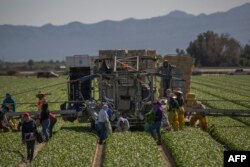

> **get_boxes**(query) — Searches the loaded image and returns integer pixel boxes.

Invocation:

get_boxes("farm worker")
[157,60,175,97]
[116,113,130,132]
[2,93,16,112]
[190,101,208,131]
[175,90,185,130]
[144,109,155,132]
[2,93,18,129]
[106,104,113,119]
[36,91,46,111]
[160,100,171,130]
[22,112,37,162]
[90,111,98,131]
[97,104,109,144]
[149,100,163,145]
[40,102,50,141]
[168,93,179,131]
[0,109,10,132]
[49,112,57,138]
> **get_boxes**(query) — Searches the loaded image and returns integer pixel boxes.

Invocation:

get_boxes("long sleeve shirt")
[98,109,108,123]
[22,119,36,141]
[40,109,50,123]
[116,117,130,132]
[2,97,16,112]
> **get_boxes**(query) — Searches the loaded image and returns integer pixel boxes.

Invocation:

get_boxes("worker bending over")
[190,101,208,131]
[116,113,130,132]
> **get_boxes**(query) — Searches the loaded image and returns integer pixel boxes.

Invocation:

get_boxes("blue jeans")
[149,121,161,141]
[42,119,50,141]
[97,122,107,142]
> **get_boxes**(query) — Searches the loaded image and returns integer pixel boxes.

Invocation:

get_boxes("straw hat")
[36,91,45,98]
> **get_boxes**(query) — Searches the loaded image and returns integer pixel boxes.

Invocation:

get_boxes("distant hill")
[0,3,250,61]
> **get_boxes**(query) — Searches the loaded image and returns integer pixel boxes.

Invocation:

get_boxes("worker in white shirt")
[116,113,130,132]
[97,104,109,144]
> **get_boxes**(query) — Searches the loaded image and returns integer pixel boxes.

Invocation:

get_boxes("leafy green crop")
[0,76,67,111]
[162,128,225,167]
[31,122,97,167]
[208,116,250,151]
[103,132,166,167]
[0,132,26,167]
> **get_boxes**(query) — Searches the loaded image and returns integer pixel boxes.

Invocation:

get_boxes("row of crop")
[192,75,250,92]
[0,76,68,111]
[193,75,250,89]
[208,116,250,151]
[161,128,225,167]
[103,132,166,167]
[192,79,250,98]
[192,87,250,125]
[191,76,250,151]
[30,122,97,167]
[0,118,64,167]
[0,132,26,167]
[191,82,250,109]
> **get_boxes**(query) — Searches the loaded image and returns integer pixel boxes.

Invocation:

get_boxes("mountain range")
[0,3,250,61]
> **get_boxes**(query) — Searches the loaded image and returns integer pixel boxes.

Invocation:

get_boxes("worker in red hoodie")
[49,112,57,138]
[22,112,37,162]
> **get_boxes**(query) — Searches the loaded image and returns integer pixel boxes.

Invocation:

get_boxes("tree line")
[177,31,250,67]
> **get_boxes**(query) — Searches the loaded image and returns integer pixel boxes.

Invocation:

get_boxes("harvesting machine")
[4,49,250,130]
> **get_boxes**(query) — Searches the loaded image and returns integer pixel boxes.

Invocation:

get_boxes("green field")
[0,75,249,167]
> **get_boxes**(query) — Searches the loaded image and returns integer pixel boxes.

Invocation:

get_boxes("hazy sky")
[0,0,249,26]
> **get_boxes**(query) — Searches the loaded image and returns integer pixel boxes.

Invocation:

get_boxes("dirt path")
[91,143,104,167]
[18,142,46,167]
[158,143,176,167]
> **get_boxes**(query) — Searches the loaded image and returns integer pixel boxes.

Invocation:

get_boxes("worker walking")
[40,102,50,142]
[116,113,130,132]
[22,112,37,162]
[190,101,208,131]
[149,100,163,145]
[175,90,185,130]
[157,60,175,97]
[97,104,109,144]
[168,93,179,131]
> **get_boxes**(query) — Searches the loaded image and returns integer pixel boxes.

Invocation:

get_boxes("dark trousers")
[49,119,57,138]
[163,79,171,96]
[149,121,162,141]
[97,122,106,142]
[26,140,35,161]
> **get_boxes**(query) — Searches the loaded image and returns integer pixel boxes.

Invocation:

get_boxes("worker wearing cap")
[22,112,37,162]
[157,60,175,97]
[175,90,185,130]
[168,93,179,131]
[190,101,208,131]
[149,100,163,145]
[97,104,109,144]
